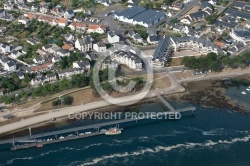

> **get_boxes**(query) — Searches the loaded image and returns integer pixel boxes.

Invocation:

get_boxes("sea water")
[0,93,250,166]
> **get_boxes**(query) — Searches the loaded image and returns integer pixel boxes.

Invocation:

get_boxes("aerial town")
[0,0,249,111]
[0,0,250,164]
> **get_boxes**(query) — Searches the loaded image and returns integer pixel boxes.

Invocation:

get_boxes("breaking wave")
[187,127,250,136]
[80,135,250,166]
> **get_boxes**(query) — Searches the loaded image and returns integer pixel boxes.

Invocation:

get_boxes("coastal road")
[0,91,165,136]
[120,65,187,76]
[179,69,250,83]
[0,72,185,136]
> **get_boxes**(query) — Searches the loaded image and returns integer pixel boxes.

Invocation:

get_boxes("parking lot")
[94,4,126,33]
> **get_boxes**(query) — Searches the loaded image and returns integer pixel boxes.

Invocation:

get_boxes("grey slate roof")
[7,61,15,67]
[214,20,237,29]
[77,36,93,45]
[152,36,172,62]
[225,8,250,19]
[201,1,213,10]
[108,31,117,37]
[96,41,106,47]
[66,9,74,14]
[189,11,208,21]
[234,29,250,38]
[233,1,250,9]
[57,48,69,55]
[116,6,146,19]
[148,34,158,42]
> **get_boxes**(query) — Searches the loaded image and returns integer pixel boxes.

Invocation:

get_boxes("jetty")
[0,93,196,151]
[0,108,194,150]
[10,129,123,151]
[156,92,196,113]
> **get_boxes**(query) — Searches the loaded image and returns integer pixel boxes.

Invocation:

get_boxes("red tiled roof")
[88,24,106,30]
[56,18,67,24]
[38,15,53,23]
[71,22,86,28]
[214,41,224,47]
[31,62,54,71]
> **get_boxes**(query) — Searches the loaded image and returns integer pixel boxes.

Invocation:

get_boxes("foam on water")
[79,135,250,166]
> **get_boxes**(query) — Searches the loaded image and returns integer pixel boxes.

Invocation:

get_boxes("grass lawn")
[170,58,183,66]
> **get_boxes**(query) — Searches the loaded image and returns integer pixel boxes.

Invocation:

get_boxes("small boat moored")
[105,128,122,136]
[242,91,247,95]
[36,144,43,148]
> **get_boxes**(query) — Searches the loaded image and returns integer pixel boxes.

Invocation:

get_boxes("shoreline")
[0,97,158,140]
[0,75,249,139]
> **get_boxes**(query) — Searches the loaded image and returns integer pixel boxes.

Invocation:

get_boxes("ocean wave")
[187,127,250,136]
[76,143,103,151]
[5,157,34,165]
[202,128,227,136]
[80,135,250,166]
[112,131,186,144]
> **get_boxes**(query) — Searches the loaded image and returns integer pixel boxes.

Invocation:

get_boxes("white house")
[108,31,120,43]
[229,29,250,44]
[57,48,70,57]
[246,20,250,29]
[183,0,193,4]
[11,50,22,59]
[75,36,93,52]
[33,57,45,64]
[45,74,57,82]
[27,37,41,45]
[93,42,107,53]
[4,3,13,10]
[58,68,85,79]
[147,34,158,44]
[113,51,142,70]
[30,77,43,86]
[51,56,60,63]
[40,5,50,13]
[4,61,16,72]
[64,9,74,19]
[0,9,6,18]
[87,24,106,34]
[68,22,86,32]
[95,0,112,6]
[17,71,25,79]
[0,44,10,54]
[18,16,30,25]
[72,59,90,71]
[53,18,68,27]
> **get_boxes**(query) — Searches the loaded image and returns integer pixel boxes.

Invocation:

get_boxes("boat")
[246,88,250,91]
[105,128,122,136]
[36,144,43,148]
[242,91,246,95]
